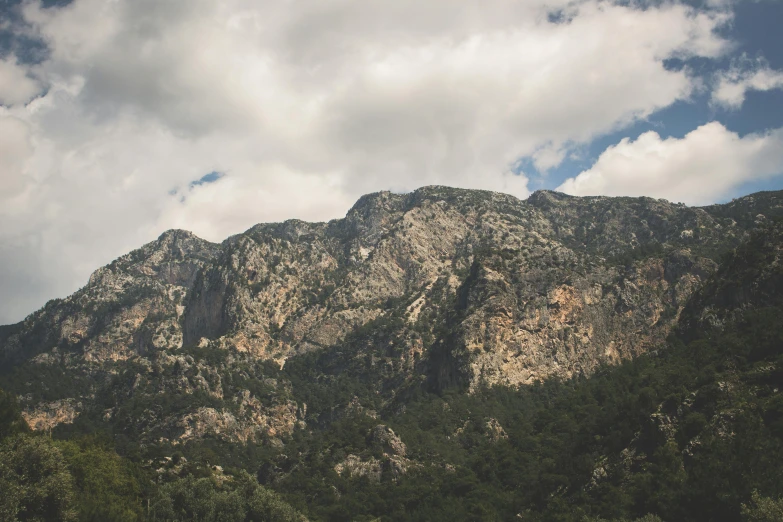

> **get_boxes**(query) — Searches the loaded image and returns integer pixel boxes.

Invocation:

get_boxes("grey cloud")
[0,0,738,322]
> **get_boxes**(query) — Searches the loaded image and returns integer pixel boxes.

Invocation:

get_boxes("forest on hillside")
[2,303,783,520]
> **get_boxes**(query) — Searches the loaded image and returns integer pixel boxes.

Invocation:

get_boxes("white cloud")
[532,144,569,172]
[0,116,33,198]
[556,122,783,205]
[0,0,735,322]
[712,58,783,109]
[0,55,41,105]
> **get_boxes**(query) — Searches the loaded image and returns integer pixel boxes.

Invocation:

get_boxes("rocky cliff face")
[582,220,783,509]
[1,229,219,367]
[677,220,783,341]
[1,186,781,441]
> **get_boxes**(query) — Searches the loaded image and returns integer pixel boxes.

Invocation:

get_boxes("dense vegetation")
[0,390,305,520]
[265,304,783,521]
[2,301,782,520]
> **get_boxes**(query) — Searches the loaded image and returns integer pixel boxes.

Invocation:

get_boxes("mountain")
[1,186,783,521]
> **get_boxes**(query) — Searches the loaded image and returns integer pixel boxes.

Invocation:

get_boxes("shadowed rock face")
[1,186,781,439]
[677,221,783,342]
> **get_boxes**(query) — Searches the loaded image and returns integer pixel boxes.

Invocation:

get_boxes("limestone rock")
[334,455,382,483]
[22,399,81,431]
[1,186,781,439]
[370,424,407,456]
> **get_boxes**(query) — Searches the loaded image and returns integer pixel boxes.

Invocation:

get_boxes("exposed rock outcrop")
[22,399,81,431]
[334,424,417,482]
[1,186,781,437]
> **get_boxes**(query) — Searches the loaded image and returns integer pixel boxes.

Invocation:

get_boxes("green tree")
[741,491,783,522]
[149,470,305,522]
[0,387,29,440]
[0,434,76,521]
[57,438,146,521]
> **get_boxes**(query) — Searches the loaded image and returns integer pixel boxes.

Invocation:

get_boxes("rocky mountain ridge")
[1,186,782,443]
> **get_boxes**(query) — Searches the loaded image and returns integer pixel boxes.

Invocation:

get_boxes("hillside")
[1,187,783,521]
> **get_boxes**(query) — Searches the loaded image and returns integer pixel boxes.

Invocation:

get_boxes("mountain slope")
[266,221,783,521]
[1,187,783,521]
[1,187,780,441]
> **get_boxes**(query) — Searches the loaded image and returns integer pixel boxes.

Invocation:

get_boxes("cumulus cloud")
[556,122,783,205]
[0,0,735,322]
[712,57,783,109]
[0,55,40,105]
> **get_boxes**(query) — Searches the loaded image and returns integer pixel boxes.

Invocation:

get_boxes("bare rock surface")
[1,186,781,440]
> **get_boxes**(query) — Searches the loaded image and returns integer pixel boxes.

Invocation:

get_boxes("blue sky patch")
[528,0,783,196]
[189,171,225,189]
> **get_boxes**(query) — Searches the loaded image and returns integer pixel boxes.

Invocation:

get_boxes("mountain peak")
[156,228,198,241]
[526,189,576,207]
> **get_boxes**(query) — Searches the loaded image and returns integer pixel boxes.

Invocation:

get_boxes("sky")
[1,0,783,324]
